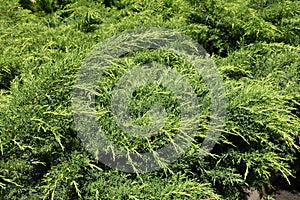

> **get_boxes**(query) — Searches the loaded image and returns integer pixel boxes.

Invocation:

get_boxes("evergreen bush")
[0,0,299,199]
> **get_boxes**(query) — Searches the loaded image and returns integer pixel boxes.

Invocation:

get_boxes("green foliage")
[83,171,221,200]
[0,0,299,199]
[18,0,78,14]
[186,0,300,55]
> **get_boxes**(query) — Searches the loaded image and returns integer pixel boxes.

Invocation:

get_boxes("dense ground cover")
[0,0,299,199]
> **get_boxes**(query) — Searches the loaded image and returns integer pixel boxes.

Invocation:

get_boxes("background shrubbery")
[0,0,299,199]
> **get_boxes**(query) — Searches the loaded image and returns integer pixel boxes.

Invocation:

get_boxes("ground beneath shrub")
[246,189,300,200]
[271,174,300,200]
[246,175,300,200]
[272,190,300,200]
